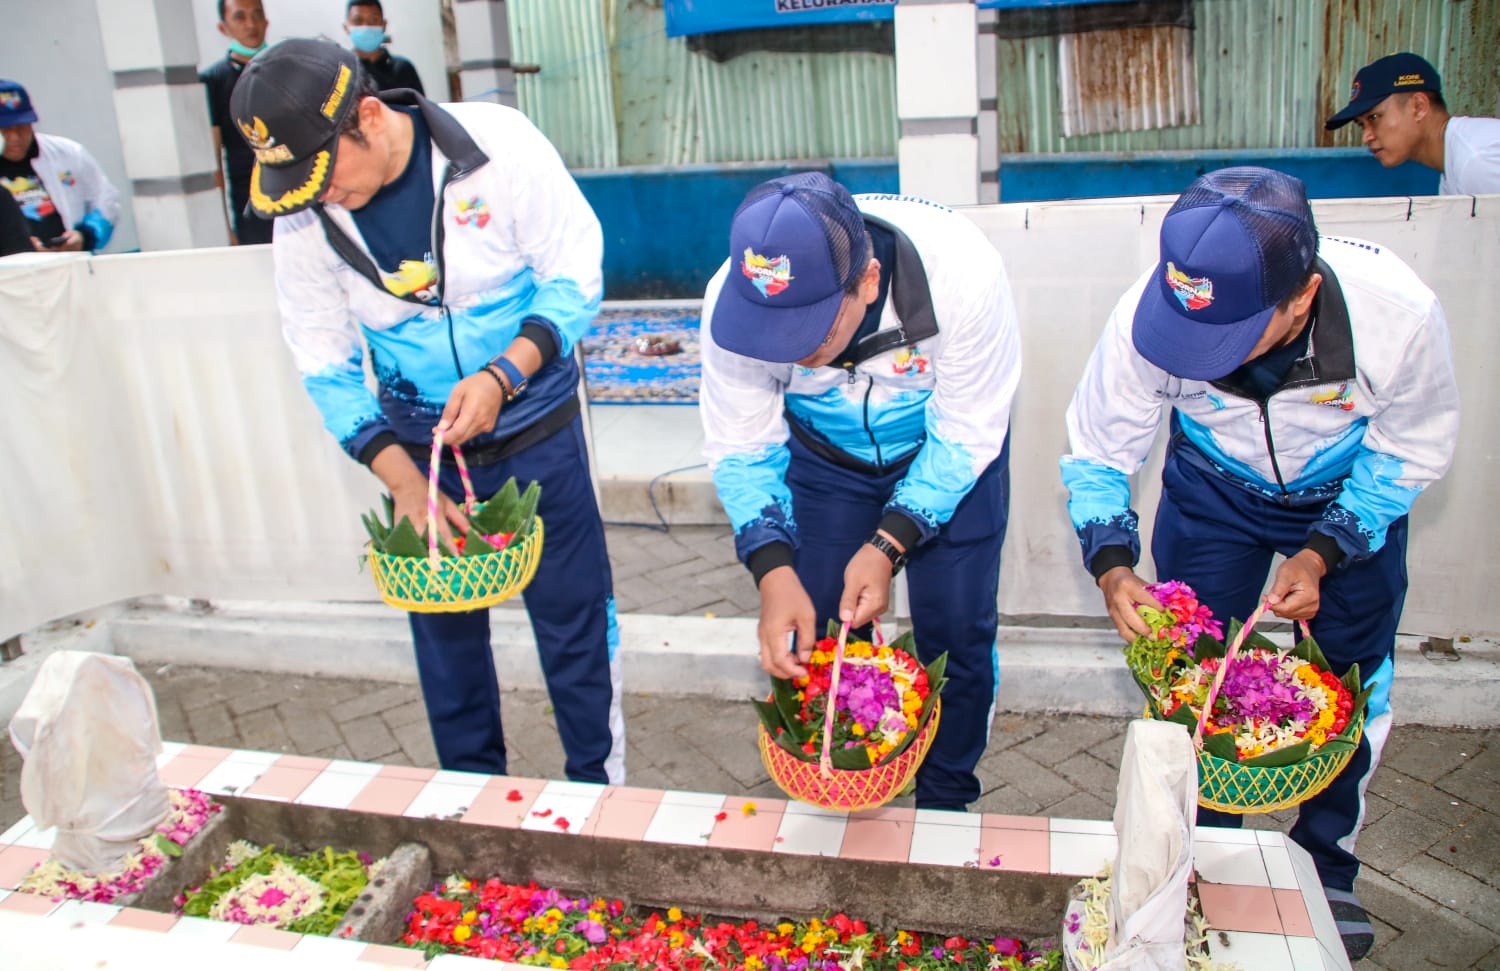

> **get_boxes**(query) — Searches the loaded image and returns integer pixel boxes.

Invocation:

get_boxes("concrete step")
[7,597,1493,729]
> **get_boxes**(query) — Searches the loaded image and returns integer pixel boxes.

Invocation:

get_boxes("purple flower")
[576,918,607,944]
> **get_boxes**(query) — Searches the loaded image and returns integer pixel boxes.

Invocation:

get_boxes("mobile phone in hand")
[46,234,70,248]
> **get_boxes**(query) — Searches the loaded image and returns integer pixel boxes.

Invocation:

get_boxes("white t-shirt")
[1440,116,1500,195]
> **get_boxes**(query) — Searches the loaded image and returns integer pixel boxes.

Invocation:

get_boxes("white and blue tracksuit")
[271,93,623,784]
[702,194,1023,809]
[1062,235,1460,889]
[30,133,120,250]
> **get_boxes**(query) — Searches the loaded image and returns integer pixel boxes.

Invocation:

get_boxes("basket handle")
[819,619,851,779]
[425,429,478,566]
[1193,598,1270,746]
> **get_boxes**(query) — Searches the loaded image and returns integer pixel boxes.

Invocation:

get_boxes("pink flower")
[257,887,289,908]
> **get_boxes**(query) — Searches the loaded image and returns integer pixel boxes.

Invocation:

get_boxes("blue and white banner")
[664,0,1141,39]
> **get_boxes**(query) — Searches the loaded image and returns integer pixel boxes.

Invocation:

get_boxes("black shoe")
[1324,887,1374,961]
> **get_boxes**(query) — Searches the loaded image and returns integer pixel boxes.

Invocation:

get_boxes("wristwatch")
[489,356,528,401]
[866,532,908,576]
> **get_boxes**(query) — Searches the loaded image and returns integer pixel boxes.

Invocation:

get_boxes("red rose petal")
[555,817,570,831]
[714,812,728,822]
[505,789,524,802]
[532,808,552,818]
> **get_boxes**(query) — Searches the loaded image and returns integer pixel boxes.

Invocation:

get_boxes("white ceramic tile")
[1318,939,1354,971]
[658,790,727,808]
[1050,817,1115,836]
[223,749,281,767]
[12,824,57,850]
[1194,825,1262,845]
[909,815,982,868]
[324,759,383,778]
[1260,842,1300,891]
[643,801,724,846]
[520,792,601,834]
[156,742,187,765]
[913,807,972,827]
[1255,829,1285,847]
[166,915,241,943]
[774,812,848,857]
[1049,832,1117,876]
[0,890,9,903]
[1300,886,1343,962]
[541,780,608,800]
[195,759,267,797]
[431,769,491,789]
[50,900,124,926]
[1192,840,1270,886]
[290,932,369,960]
[0,817,35,845]
[1285,935,1329,971]
[783,801,849,818]
[404,781,481,821]
[1211,930,1295,971]
[296,771,377,810]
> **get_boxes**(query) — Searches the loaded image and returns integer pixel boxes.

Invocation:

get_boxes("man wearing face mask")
[199,0,273,245]
[345,0,426,96]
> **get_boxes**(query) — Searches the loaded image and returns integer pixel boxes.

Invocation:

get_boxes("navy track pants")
[785,434,1010,810]
[1153,442,1404,892]
[407,415,624,784]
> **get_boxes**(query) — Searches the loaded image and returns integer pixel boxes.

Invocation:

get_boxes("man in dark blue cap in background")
[1060,166,1460,960]
[1326,51,1500,195]
[700,173,1022,813]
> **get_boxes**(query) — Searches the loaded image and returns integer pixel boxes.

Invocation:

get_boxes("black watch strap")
[867,533,907,575]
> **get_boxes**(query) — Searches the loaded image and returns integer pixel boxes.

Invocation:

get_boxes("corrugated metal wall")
[509,0,1498,166]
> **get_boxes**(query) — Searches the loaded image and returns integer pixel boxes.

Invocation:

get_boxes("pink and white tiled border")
[0,742,1351,971]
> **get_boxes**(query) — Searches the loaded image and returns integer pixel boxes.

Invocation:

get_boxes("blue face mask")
[227,39,266,59]
[349,26,387,53]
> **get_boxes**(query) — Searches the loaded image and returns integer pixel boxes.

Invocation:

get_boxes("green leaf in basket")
[1162,704,1200,730]
[1240,739,1313,768]
[829,744,873,771]
[470,478,519,535]
[360,511,388,549]
[1310,735,1358,758]
[825,619,842,640]
[1289,633,1335,672]
[922,651,948,696]
[461,529,498,558]
[771,676,812,743]
[1192,626,1231,662]
[752,698,787,736]
[1241,627,1282,654]
[382,493,396,529]
[888,629,916,654]
[510,481,542,538]
[773,727,815,763]
[1200,729,1240,763]
[382,516,426,558]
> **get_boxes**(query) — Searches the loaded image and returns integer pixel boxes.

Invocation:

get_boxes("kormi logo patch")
[1165,261,1214,311]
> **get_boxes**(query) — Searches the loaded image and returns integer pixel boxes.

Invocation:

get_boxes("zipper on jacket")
[1258,397,1290,496]
[444,306,462,378]
[859,373,884,468]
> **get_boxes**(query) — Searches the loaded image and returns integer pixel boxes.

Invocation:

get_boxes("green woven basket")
[368,517,543,613]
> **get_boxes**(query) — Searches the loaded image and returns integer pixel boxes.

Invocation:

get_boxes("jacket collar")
[1210,256,1355,399]
[376,89,488,180]
[831,213,939,370]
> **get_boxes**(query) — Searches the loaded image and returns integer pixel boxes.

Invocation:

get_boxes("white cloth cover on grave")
[9,651,171,872]
[1103,718,1197,970]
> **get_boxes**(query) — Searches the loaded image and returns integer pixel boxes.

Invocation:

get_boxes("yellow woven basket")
[368,517,544,613]
[1146,603,1367,814]
[1191,710,1363,814]
[758,699,941,813]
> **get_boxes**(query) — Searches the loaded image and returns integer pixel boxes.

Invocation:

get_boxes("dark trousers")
[229,177,274,245]
[1152,445,1404,892]
[786,434,1010,810]
[407,416,623,783]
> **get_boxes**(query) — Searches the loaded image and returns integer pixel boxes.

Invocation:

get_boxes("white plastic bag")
[8,651,171,873]
[1102,718,1198,970]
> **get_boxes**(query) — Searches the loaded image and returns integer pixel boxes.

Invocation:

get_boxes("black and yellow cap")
[229,38,361,217]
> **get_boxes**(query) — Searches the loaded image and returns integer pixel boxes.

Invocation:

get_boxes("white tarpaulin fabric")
[9,651,171,872]
[1103,718,1197,969]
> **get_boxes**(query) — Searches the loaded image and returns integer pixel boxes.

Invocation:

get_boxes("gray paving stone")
[185,701,235,744]
[390,720,439,769]
[225,679,301,717]
[1440,811,1500,888]
[1359,868,1500,969]
[1373,767,1482,828]
[234,707,292,753]
[1052,751,1122,804]
[381,700,430,731]
[338,715,400,763]
[331,684,427,724]
[971,783,1044,817]
[279,706,343,755]
[1012,715,1126,767]
[983,749,1080,810]
[1380,726,1492,784]
[1356,806,1448,875]
[1435,744,1500,808]
[1391,853,1500,934]
[1043,790,1114,821]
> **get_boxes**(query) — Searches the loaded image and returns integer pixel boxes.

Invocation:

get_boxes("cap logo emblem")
[321,63,352,119]
[237,115,293,164]
[1166,261,1214,311]
[1395,73,1425,87]
[0,91,20,109]
[741,247,793,298]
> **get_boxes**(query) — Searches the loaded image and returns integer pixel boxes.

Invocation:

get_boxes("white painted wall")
[0,0,450,254]
[1,194,1494,644]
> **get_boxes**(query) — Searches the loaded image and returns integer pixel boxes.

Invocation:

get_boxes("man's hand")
[436,369,505,446]
[370,444,470,549]
[757,567,816,680]
[1266,549,1326,620]
[1097,566,1164,641]
[40,230,84,252]
[840,540,896,629]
